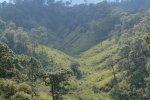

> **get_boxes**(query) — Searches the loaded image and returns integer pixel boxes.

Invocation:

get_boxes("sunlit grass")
[35,92,52,100]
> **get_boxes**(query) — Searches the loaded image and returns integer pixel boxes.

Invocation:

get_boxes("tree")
[15,27,29,54]
[145,34,150,49]
[1,29,16,50]
[65,1,71,6]
[144,34,150,99]
[71,62,82,79]
[47,0,55,5]
[0,19,6,33]
[13,0,23,4]
[16,55,43,98]
[44,68,71,100]
[107,57,117,85]
[0,1,7,8]
[0,43,21,78]
[33,0,46,6]
[84,0,87,4]
[118,45,130,59]
[116,0,119,3]
[28,57,42,99]
[30,26,48,45]
[9,0,13,4]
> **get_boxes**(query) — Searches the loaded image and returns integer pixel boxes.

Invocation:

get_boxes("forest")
[0,0,150,100]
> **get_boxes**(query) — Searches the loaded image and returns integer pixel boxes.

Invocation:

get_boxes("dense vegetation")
[0,0,150,100]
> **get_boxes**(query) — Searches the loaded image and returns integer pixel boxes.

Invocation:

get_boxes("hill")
[0,0,150,100]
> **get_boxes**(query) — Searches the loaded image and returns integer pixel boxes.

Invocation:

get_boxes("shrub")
[17,83,32,94]
[0,79,17,99]
[11,92,32,100]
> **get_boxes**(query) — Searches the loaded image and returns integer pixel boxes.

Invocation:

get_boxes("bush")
[17,83,32,94]
[0,95,5,100]
[34,92,52,100]
[0,79,32,100]
[11,92,32,100]
[0,79,17,99]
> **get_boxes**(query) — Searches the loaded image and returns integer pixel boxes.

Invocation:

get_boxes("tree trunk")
[112,66,117,84]
[31,65,34,99]
[51,83,55,100]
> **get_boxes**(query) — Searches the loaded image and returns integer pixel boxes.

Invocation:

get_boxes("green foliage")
[44,68,72,100]
[71,62,82,79]
[118,45,130,58]
[17,83,32,94]
[0,79,17,99]
[0,19,6,33]
[0,24,29,54]
[0,79,32,100]
[11,92,32,100]
[0,43,21,78]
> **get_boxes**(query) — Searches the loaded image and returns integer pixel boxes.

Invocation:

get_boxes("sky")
[61,0,104,4]
[0,0,114,4]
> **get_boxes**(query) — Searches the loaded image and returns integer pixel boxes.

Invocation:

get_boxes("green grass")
[68,38,121,100]
[34,45,75,69]
[80,38,118,67]
[35,92,52,100]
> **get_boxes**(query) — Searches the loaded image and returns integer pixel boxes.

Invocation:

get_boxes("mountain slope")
[65,38,120,100]
[0,1,120,55]
[70,9,150,99]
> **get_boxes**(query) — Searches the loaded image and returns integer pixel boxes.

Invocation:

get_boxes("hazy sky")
[0,0,113,4]
[61,0,105,4]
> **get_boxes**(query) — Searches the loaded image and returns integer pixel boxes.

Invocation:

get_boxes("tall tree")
[0,43,21,78]
[44,68,71,100]
[28,57,42,99]
[47,0,55,5]
[107,57,117,84]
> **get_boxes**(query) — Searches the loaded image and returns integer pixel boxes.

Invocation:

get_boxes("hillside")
[73,8,150,100]
[69,38,118,100]
[0,0,120,55]
[0,0,150,100]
